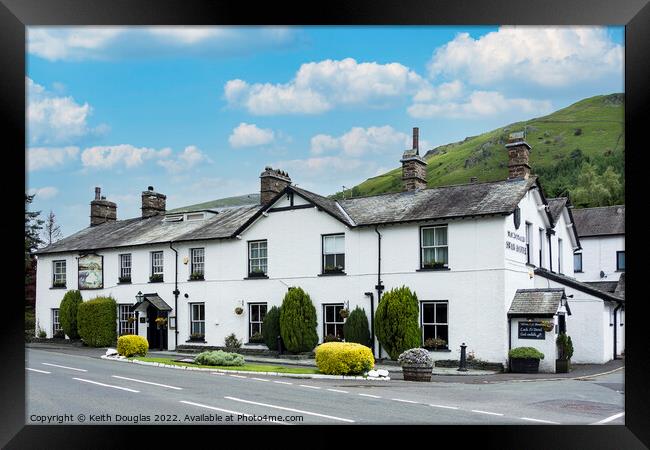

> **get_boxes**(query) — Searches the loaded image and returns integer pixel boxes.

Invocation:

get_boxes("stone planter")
[555,359,571,373]
[509,357,540,373]
[401,363,432,382]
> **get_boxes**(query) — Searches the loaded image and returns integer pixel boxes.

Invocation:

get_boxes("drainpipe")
[374,226,384,359]
[169,241,180,350]
[613,303,622,360]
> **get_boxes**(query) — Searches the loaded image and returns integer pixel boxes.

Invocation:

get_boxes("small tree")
[59,290,83,339]
[556,333,574,360]
[343,306,371,347]
[375,286,421,360]
[279,287,318,353]
[42,210,63,247]
[77,296,117,347]
[262,306,281,350]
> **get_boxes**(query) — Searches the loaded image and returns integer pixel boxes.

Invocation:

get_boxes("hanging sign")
[78,254,103,289]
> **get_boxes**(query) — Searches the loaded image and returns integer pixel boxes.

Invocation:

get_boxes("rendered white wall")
[574,235,625,282]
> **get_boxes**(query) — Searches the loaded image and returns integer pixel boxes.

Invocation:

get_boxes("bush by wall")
[59,290,83,339]
[508,347,545,360]
[262,306,281,350]
[342,306,371,347]
[374,286,421,360]
[117,334,149,357]
[194,350,245,366]
[224,333,242,349]
[556,333,574,360]
[77,296,117,347]
[315,342,374,375]
[279,287,318,353]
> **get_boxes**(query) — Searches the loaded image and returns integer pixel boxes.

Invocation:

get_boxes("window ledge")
[416,267,450,272]
[616,270,625,272]
[50,286,67,290]
[574,270,583,273]
[148,280,164,283]
[187,278,205,282]
[185,339,207,344]
[245,342,266,346]
[318,272,347,277]
[425,348,452,352]
[244,275,269,280]
[117,281,132,285]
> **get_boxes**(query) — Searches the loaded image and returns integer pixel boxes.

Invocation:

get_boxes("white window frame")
[52,308,62,335]
[118,304,136,336]
[53,260,66,287]
[119,253,132,280]
[538,228,545,268]
[151,251,164,276]
[248,240,268,275]
[323,303,345,340]
[190,303,205,336]
[525,222,533,265]
[420,301,449,346]
[190,248,205,276]
[558,238,563,274]
[322,234,345,273]
[248,303,267,339]
[421,225,448,268]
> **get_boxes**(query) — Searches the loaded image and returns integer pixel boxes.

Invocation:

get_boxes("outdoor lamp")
[136,291,143,303]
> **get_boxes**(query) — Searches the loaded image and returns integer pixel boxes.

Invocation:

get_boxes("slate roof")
[546,197,568,223]
[572,205,625,237]
[585,274,625,300]
[508,288,566,317]
[615,273,625,298]
[534,268,624,303]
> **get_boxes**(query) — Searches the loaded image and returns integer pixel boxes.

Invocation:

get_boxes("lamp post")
[136,291,143,303]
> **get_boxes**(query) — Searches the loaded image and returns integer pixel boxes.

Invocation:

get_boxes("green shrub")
[556,333,574,360]
[59,290,83,339]
[262,306,281,350]
[194,350,245,366]
[508,347,545,360]
[279,287,318,353]
[374,286,421,360]
[117,334,149,357]
[77,296,117,347]
[224,333,242,349]
[343,307,371,347]
[315,342,374,375]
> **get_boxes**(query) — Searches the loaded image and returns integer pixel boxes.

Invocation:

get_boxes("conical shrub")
[375,286,421,360]
[343,306,371,347]
[279,287,318,353]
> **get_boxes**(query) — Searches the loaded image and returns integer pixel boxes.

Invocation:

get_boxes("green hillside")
[168,193,260,213]
[337,94,624,207]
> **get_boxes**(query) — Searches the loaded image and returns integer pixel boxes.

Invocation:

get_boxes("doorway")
[146,306,168,350]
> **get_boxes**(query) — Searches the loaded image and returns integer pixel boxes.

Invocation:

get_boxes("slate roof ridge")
[534,268,623,303]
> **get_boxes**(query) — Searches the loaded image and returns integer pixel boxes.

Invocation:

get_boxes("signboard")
[78,254,103,289]
[518,321,545,340]
[506,230,528,256]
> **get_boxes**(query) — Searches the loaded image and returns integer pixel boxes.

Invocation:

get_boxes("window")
[151,251,164,281]
[421,301,448,345]
[525,222,533,265]
[421,225,448,268]
[558,238,563,274]
[538,228,545,268]
[185,212,205,221]
[248,240,268,276]
[323,304,345,340]
[190,248,205,279]
[190,303,205,336]
[574,253,583,272]
[322,234,345,273]
[52,309,62,336]
[119,254,131,282]
[52,260,66,287]
[617,251,625,271]
[118,304,136,336]
[249,303,267,339]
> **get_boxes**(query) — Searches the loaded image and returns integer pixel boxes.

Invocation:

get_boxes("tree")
[343,306,371,347]
[279,287,318,353]
[42,210,63,247]
[25,194,44,277]
[572,162,622,207]
[262,306,281,350]
[375,286,422,360]
[59,290,83,339]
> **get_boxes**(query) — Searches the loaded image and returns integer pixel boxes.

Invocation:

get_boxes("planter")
[247,271,267,278]
[555,359,571,373]
[401,364,432,382]
[510,357,540,373]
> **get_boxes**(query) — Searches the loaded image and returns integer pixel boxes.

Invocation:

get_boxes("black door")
[146,306,168,350]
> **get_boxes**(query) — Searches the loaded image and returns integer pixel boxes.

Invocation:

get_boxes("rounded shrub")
[279,287,318,353]
[374,286,422,360]
[262,306,281,350]
[508,347,545,360]
[194,350,245,366]
[315,342,375,375]
[77,296,117,347]
[117,334,148,357]
[59,290,83,339]
[343,306,371,347]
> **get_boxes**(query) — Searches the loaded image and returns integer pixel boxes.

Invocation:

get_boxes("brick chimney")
[90,187,117,226]
[141,186,166,218]
[401,127,427,191]
[260,167,291,204]
[505,131,532,179]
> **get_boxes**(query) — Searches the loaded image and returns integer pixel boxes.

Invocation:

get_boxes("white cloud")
[81,144,172,169]
[27,146,79,171]
[27,186,59,199]
[228,123,275,148]
[274,156,364,174]
[310,126,413,157]
[428,27,623,87]
[225,58,426,115]
[157,145,209,173]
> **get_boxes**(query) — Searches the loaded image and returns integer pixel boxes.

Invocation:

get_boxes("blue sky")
[26,26,624,237]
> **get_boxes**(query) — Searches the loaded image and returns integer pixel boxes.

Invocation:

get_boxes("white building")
[34,129,622,371]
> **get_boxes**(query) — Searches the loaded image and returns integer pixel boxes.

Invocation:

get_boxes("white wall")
[509,317,559,373]
[574,235,625,282]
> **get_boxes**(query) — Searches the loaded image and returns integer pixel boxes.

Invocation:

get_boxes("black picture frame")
[8,0,648,447]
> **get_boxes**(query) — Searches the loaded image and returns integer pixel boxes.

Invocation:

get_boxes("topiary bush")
[59,290,83,339]
[279,287,318,353]
[262,306,281,350]
[315,342,375,375]
[374,286,422,360]
[343,306,371,347]
[224,333,242,349]
[556,333,574,360]
[194,350,245,366]
[508,347,545,360]
[77,296,117,347]
[117,334,149,357]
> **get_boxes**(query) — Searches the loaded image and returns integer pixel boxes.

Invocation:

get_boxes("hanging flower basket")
[234,306,244,315]
[339,308,349,319]
[155,317,167,329]
[540,320,554,332]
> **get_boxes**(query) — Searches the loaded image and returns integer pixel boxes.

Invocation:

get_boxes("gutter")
[374,226,384,359]
[613,303,623,360]
[169,241,180,350]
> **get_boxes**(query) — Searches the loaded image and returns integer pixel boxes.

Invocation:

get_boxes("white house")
[34,129,621,371]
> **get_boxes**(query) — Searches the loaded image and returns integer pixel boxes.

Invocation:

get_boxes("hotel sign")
[518,321,545,339]
[506,230,527,256]
[78,254,103,289]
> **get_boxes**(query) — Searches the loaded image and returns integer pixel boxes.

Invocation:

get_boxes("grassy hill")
[168,193,260,213]
[338,94,624,207]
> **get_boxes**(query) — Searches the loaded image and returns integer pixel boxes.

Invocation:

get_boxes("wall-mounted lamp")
[135,291,144,303]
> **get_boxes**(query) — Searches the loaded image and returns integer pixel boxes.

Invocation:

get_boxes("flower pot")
[555,359,571,373]
[510,357,540,373]
[401,363,432,382]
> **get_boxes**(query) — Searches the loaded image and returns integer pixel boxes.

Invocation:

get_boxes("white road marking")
[273,380,293,385]
[180,400,290,425]
[358,393,381,399]
[211,372,226,376]
[42,362,87,372]
[225,396,355,423]
[26,368,51,374]
[429,404,459,410]
[73,377,139,393]
[327,389,349,394]
[521,417,560,424]
[592,412,625,425]
[392,398,419,404]
[251,377,270,382]
[229,374,247,379]
[299,384,321,390]
[471,409,504,416]
[111,375,182,390]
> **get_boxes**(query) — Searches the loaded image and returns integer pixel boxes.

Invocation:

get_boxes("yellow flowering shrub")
[315,342,374,375]
[117,334,149,357]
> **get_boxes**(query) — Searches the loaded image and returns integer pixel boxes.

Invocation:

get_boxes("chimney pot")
[94,187,101,200]
[401,126,427,191]
[260,167,292,204]
[141,187,166,218]
[148,186,154,191]
[413,127,419,153]
[90,188,117,226]
[505,132,532,179]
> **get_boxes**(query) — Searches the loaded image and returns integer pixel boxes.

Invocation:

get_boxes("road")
[26,348,625,425]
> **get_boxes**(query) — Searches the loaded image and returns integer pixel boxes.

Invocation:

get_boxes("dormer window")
[163,214,183,222]
[185,212,205,221]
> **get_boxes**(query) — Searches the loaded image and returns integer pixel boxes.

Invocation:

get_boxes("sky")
[26,26,624,237]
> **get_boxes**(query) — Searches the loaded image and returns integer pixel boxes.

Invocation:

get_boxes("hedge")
[279,287,318,353]
[374,286,421,360]
[315,342,374,375]
[77,296,117,347]
[262,306,281,350]
[59,290,83,339]
[508,347,545,360]
[194,350,245,366]
[343,306,371,347]
[117,334,148,357]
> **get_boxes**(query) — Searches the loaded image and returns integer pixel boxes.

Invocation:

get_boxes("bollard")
[458,342,468,372]
[277,335,283,355]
